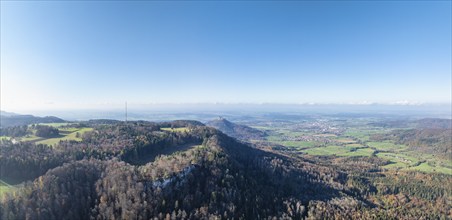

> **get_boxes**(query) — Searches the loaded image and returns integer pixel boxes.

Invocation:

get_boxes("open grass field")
[35,127,93,146]
[265,135,282,142]
[407,162,452,175]
[335,138,357,144]
[59,127,82,132]
[367,142,408,152]
[37,122,73,127]
[303,145,349,156]
[338,147,375,157]
[249,126,274,130]
[265,140,319,150]
[346,143,364,147]
[375,150,452,175]
[343,129,384,142]
[0,180,16,197]
[19,135,42,142]
[377,152,419,166]
[302,145,375,157]
[277,141,317,148]
[0,136,11,141]
[313,134,337,137]
[2,126,93,146]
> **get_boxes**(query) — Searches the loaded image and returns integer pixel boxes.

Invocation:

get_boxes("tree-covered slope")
[206,118,266,141]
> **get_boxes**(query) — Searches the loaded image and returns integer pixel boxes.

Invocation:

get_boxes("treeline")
[0,124,60,138]
[34,125,60,138]
[0,141,71,183]
[0,125,29,137]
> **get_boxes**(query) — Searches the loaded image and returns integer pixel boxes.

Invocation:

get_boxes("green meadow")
[35,127,93,146]
[0,180,15,197]
[37,122,73,127]
[367,142,408,152]
[0,136,11,141]
[303,145,349,156]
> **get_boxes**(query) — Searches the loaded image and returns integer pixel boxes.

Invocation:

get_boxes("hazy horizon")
[2,103,451,121]
[1,1,451,111]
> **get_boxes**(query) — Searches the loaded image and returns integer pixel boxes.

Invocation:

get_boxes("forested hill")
[370,118,452,160]
[0,113,65,128]
[0,120,451,219]
[415,118,451,129]
[206,118,266,141]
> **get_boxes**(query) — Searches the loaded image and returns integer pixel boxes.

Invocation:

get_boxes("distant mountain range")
[415,118,452,129]
[0,111,18,117]
[0,111,65,128]
[206,118,266,141]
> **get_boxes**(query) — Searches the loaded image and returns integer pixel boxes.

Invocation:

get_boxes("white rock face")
[152,165,195,188]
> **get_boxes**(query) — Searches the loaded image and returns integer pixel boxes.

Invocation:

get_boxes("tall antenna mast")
[125,101,128,123]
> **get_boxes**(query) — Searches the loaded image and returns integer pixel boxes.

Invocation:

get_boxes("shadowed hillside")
[206,118,266,141]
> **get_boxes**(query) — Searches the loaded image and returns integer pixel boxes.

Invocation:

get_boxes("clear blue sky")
[1,1,451,111]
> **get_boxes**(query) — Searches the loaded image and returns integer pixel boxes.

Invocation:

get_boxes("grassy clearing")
[59,127,81,132]
[343,129,384,142]
[346,143,364,147]
[161,127,189,132]
[36,127,93,146]
[338,147,375,157]
[403,161,452,175]
[336,138,356,144]
[376,150,452,175]
[279,130,307,137]
[302,145,375,157]
[20,135,43,142]
[383,162,407,169]
[249,126,273,130]
[367,142,408,152]
[0,136,11,141]
[265,135,282,142]
[282,141,317,148]
[37,122,72,127]
[377,152,419,167]
[0,180,16,197]
[268,140,318,149]
[313,134,337,137]
[303,146,349,156]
